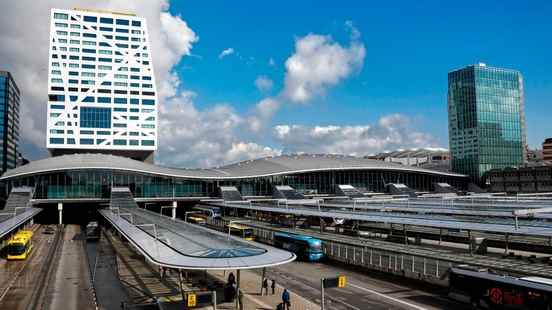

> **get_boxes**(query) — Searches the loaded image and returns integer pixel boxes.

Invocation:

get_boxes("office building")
[543,138,552,162]
[47,8,158,162]
[448,63,526,183]
[0,71,20,173]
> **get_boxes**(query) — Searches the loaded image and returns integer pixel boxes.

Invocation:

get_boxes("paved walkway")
[209,269,320,310]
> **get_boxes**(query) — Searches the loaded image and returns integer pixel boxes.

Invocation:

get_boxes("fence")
[208,218,451,287]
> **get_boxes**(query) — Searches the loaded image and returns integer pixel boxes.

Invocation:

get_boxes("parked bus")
[273,232,324,262]
[7,230,34,260]
[448,265,552,309]
[226,223,254,241]
[194,206,222,219]
[86,221,100,241]
[187,216,207,226]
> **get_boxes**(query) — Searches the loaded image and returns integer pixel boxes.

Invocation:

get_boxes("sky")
[1,0,551,168]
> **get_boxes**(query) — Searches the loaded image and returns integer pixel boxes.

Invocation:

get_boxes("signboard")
[187,293,197,307]
[323,275,346,288]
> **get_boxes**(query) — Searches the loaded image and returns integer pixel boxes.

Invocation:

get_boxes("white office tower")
[47,8,157,162]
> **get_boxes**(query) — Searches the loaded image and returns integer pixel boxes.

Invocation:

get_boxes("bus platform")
[0,207,42,239]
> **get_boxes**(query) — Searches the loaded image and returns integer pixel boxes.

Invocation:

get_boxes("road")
[44,224,95,309]
[264,261,471,310]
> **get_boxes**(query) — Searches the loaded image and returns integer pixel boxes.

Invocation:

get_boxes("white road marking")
[348,282,430,310]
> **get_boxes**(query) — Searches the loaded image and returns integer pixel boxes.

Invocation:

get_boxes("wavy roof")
[0,153,467,180]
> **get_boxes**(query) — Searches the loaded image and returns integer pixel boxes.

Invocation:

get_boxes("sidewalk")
[209,269,320,310]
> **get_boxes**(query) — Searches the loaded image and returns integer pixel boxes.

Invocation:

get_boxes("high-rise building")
[448,63,526,183]
[0,71,20,173]
[543,138,552,162]
[47,8,158,162]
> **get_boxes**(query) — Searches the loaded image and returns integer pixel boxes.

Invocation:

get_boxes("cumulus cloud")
[254,75,274,93]
[158,91,280,167]
[218,47,235,59]
[273,114,439,156]
[0,0,198,159]
[282,27,365,103]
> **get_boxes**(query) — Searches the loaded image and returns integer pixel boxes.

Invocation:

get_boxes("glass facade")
[448,64,525,182]
[7,169,467,200]
[0,71,20,173]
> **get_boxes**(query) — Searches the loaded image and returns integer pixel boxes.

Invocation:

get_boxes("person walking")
[228,272,236,286]
[282,289,290,310]
[271,279,276,295]
[262,277,269,295]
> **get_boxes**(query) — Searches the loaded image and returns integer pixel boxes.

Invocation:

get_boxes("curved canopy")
[0,153,467,181]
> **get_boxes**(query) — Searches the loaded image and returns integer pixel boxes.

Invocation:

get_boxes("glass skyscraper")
[0,71,20,173]
[448,63,526,183]
[47,8,158,162]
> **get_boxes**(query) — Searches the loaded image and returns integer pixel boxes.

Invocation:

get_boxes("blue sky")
[169,0,552,148]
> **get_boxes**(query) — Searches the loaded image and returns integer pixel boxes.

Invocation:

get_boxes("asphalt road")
[265,261,472,310]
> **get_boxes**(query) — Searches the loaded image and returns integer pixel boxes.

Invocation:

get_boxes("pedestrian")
[262,277,269,295]
[228,272,236,286]
[271,279,276,295]
[282,289,290,310]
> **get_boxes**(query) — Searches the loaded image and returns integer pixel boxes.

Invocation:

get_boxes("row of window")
[50,137,154,146]
[52,63,148,74]
[54,12,142,27]
[56,31,143,43]
[49,94,155,105]
[55,22,142,35]
[53,40,145,51]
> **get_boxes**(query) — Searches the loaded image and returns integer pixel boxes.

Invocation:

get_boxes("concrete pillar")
[58,202,63,225]
[172,201,177,220]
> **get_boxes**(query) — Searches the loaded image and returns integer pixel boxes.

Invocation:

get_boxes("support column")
[172,201,177,220]
[236,270,241,309]
[505,233,509,254]
[58,202,63,225]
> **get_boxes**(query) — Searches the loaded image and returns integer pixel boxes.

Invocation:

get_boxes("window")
[48,94,65,101]
[80,107,111,128]
[83,33,96,38]
[114,108,127,112]
[82,64,95,69]
[99,58,112,62]
[116,28,129,33]
[82,56,95,61]
[70,32,80,36]
[83,16,97,23]
[54,13,68,20]
[114,82,128,87]
[69,47,79,52]
[142,140,154,146]
[116,19,129,25]
[116,36,128,41]
[99,42,110,47]
[142,99,155,105]
[97,131,110,135]
[132,20,141,27]
[129,140,139,146]
[83,41,95,46]
[114,139,127,145]
[70,24,80,29]
[114,98,127,104]
[82,72,95,77]
[114,74,128,79]
[70,39,80,44]
[68,71,78,76]
[98,65,112,70]
[50,138,64,144]
[142,84,152,88]
[99,50,112,55]
[55,22,68,28]
[82,96,95,103]
[100,17,113,24]
[80,139,94,145]
[130,98,139,105]
[83,48,96,54]
[131,30,141,34]
[100,26,113,32]
[51,78,63,83]
[142,76,151,80]
[69,55,79,60]
[57,30,67,36]
[51,62,60,67]
[97,97,111,103]
[51,70,61,75]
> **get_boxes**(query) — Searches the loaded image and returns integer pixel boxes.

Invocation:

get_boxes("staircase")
[110,187,138,209]
[2,186,34,212]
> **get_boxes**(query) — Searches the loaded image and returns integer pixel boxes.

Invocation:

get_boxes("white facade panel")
[47,8,158,153]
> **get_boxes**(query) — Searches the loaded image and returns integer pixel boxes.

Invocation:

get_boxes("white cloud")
[254,75,274,93]
[282,29,365,103]
[158,91,280,167]
[0,0,198,159]
[218,47,235,59]
[247,97,281,133]
[273,114,439,156]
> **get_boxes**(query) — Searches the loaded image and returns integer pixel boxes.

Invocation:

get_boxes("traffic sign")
[323,275,346,288]
[338,275,346,288]
[187,293,197,307]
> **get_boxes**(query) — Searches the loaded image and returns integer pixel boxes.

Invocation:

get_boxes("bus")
[194,205,222,219]
[226,223,254,241]
[7,230,34,260]
[187,216,207,226]
[86,221,100,241]
[448,265,552,309]
[273,232,324,262]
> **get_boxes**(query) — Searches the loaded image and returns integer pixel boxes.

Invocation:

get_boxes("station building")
[0,153,469,201]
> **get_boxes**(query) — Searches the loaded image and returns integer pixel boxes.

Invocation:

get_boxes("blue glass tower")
[448,63,526,183]
[0,71,20,173]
